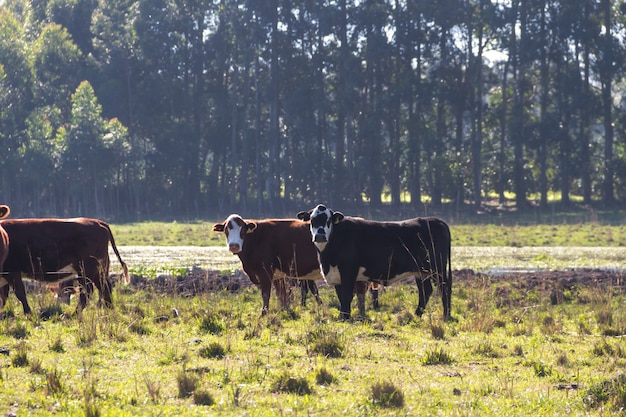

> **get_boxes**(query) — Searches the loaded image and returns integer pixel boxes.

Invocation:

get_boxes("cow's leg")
[260,281,271,315]
[9,273,32,315]
[75,278,89,313]
[0,280,9,311]
[309,281,323,305]
[370,282,381,310]
[273,277,290,308]
[335,282,355,320]
[354,281,368,317]
[299,280,308,307]
[441,271,452,321]
[415,275,433,317]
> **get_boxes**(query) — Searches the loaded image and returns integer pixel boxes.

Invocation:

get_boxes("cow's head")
[0,205,10,220]
[212,214,257,254]
[297,204,344,251]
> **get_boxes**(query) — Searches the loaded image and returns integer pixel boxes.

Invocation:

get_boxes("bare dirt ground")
[124,267,626,300]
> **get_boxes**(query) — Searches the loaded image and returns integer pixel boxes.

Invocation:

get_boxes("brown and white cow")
[213,214,374,316]
[297,205,452,320]
[0,217,130,315]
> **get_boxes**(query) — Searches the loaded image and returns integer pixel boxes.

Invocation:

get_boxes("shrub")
[371,381,405,408]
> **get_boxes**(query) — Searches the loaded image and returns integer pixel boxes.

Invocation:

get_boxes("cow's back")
[328,216,450,281]
[0,218,110,275]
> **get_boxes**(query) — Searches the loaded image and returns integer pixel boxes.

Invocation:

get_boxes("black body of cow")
[213,214,374,316]
[297,205,452,320]
[0,217,129,315]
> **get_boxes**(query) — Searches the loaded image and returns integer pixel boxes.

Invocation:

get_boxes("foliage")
[1,0,626,220]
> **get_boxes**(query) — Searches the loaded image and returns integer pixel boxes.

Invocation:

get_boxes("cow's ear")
[246,222,257,233]
[0,205,10,219]
[332,212,344,224]
[296,211,310,221]
[212,223,225,233]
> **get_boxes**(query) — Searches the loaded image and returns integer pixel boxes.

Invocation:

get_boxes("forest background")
[1,0,626,222]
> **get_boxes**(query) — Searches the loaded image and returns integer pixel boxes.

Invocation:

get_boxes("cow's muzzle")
[314,234,327,243]
[228,244,241,254]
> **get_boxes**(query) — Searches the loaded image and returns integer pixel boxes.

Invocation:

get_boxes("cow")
[0,205,10,292]
[0,217,130,315]
[297,204,452,321]
[212,214,372,316]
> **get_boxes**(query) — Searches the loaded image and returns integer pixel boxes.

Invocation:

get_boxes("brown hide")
[0,217,129,315]
[0,205,10,298]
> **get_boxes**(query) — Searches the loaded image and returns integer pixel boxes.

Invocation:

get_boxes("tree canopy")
[1,0,625,220]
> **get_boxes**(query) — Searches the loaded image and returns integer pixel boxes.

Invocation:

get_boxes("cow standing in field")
[212,214,373,316]
[297,205,452,321]
[0,217,130,315]
[0,206,10,290]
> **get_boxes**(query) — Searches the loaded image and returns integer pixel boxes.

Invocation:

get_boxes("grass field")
[0,220,624,416]
[0,274,625,416]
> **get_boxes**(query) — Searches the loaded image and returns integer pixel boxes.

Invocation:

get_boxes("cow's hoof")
[444,314,457,322]
[415,307,425,317]
[338,312,351,321]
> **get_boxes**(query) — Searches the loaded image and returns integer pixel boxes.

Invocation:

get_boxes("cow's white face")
[212,214,256,255]
[307,204,344,252]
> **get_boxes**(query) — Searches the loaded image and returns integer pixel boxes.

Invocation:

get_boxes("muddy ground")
[126,267,626,301]
[24,266,625,306]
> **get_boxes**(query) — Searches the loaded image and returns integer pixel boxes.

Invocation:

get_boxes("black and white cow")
[297,204,452,320]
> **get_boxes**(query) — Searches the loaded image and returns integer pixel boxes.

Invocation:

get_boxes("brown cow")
[212,214,372,316]
[0,217,129,315]
[0,205,10,293]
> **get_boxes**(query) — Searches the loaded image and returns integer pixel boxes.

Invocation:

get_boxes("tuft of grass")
[315,367,336,385]
[474,340,499,358]
[306,327,344,358]
[371,381,405,408]
[45,367,65,396]
[193,389,215,406]
[199,342,226,359]
[144,375,161,404]
[422,346,454,365]
[176,370,199,398]
[11,341,29,367]
[9,322,29,339]
[199,314,224,335]
[271,372,312,395]
[49,336,65,353]
[584,373,626,412]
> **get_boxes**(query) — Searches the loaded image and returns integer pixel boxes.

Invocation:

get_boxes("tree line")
[1,0,625,221]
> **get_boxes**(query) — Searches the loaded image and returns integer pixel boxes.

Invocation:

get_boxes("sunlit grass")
[1,278,625,416]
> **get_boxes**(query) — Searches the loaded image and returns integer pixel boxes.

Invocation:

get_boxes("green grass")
[1,278,626,416]
[109,220,626,247]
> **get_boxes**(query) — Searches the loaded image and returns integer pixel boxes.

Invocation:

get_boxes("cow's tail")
[104,222,130,285]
